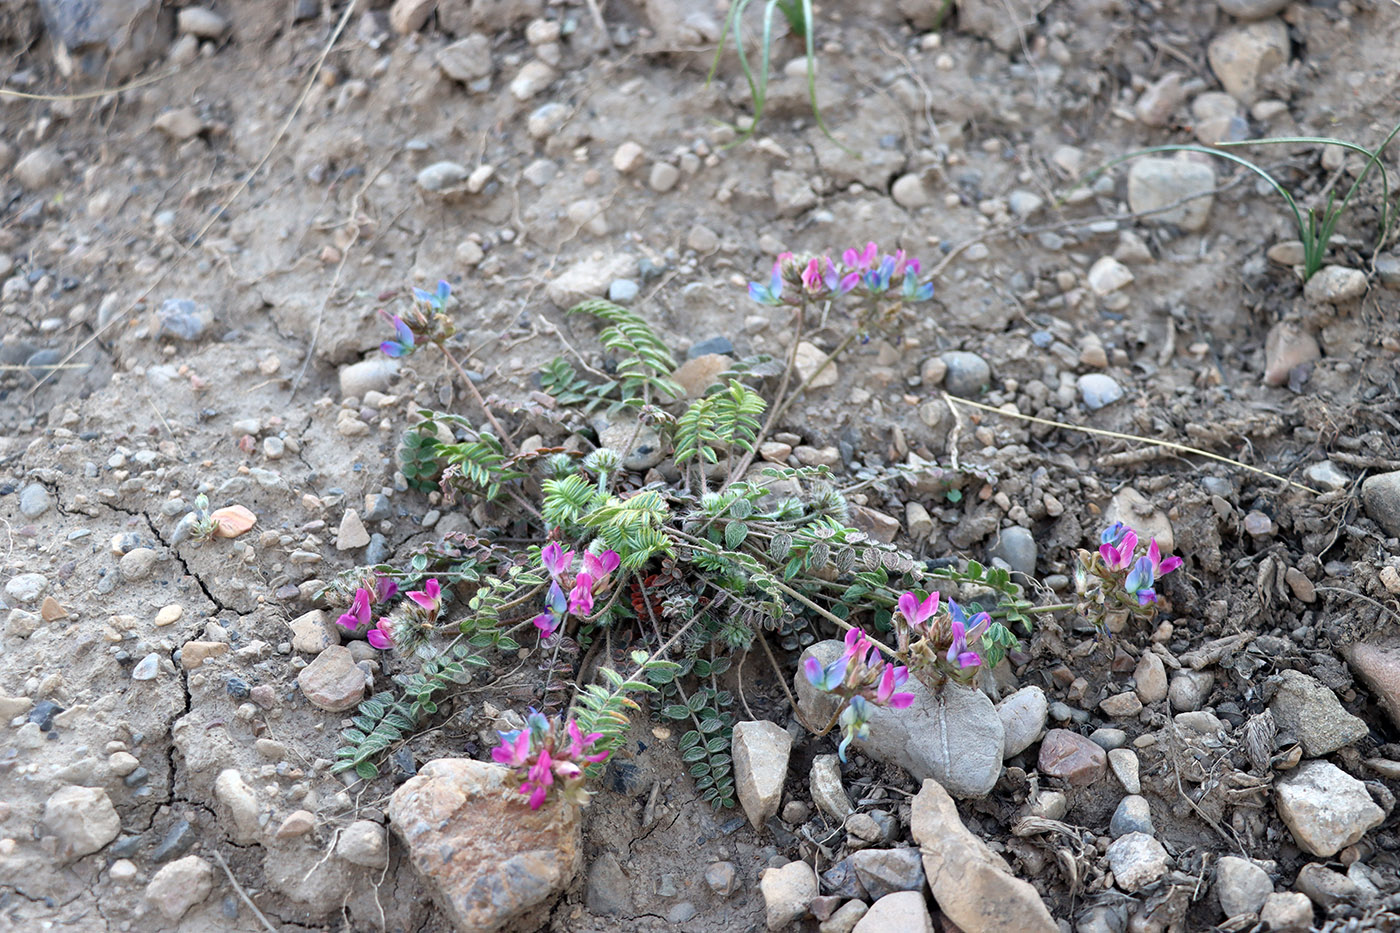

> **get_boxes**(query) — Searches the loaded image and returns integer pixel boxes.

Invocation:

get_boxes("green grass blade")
[1087,144,1306,245]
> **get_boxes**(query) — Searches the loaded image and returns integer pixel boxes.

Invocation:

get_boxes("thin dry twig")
[210,849,279,933]
[941,393,1320,494]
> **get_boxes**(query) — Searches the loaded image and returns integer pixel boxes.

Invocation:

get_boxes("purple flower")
[837,696,871,762]
[1125,556,1157,605]
[413,279,451,309]
[800,257,823,293]
[1100,521,1129,546]
[336,587,372,632]
[406,578,441,613]
[902,272,935,302]
[804,653,849,692]
[1099,529,1138,572]
[541,542,574,578]
[895,590,940,632]
[748,261,785,306]
[547,580,569,616]
[945,600,990,670]
[379,312,416,358]
[375,574,398,603]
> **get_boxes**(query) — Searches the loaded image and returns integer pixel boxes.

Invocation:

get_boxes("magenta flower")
[541,542,574,578]
[406,578,441,613]
[336,587,372,632]
[522,749,554,809]
[366,617,394,650]
[842,241,878,271]
[492,730,531,768]
[567,720,609,763]
[1099,529,1138,572]
[874,665,915,708]
[567,573,596,616]
[582,550,620,580]
[1147,538,1183,577]
[375,574,398,602]
[532,611,559,638]
[800,257,823,293]
[895,590,940,633]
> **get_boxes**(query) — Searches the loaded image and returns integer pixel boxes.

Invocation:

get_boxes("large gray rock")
[38,0,165,78]
[1207,18,1289,104]
[388,758,581,933]
[852,891,934,932]
[996,686,1047,758]
[731,720,792,831]
[1275,760,1384,857]
[759,860,816,930]
[144,855,214,921]
[796,640,1003,797]
[1126,158,1215,231]
[1268,670,1368,757]
[42,785,121,862]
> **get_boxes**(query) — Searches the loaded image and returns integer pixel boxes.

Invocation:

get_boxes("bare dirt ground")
[3,0,1400,930]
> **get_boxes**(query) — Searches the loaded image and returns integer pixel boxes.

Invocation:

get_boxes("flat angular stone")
[731,720,792,830]
[388,758,581,933]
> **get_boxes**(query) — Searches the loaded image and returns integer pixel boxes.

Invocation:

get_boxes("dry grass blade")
[942,393,1321,494]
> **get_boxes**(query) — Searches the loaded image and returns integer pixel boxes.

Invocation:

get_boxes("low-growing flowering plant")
[335,574,399,646]
[1074,522,1183,634]
[492,708,611,809]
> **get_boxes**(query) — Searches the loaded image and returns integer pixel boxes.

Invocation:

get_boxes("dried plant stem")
[768,329,858,427]
[941,393,1320,494]
[437,344,515,452]
[768,577,898,659]
[723,308,805,491]
[756,631,801,719]
[210,850,279,933]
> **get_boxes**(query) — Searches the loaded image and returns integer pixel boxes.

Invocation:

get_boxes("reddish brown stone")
[1038,729,1107,786]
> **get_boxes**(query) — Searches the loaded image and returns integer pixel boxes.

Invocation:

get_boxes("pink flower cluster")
[533,542,620,638]
[890,589,992,687]
[747,242,934,306]
[491,709,611,809]
[803,627,916,761]
[335,574,442,650]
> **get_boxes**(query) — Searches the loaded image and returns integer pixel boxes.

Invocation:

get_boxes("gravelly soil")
[3,0,1400,930]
